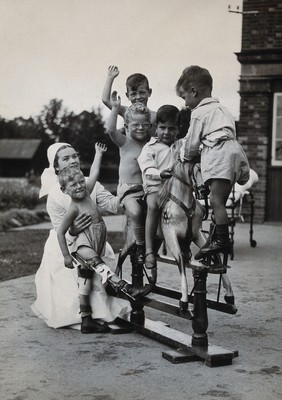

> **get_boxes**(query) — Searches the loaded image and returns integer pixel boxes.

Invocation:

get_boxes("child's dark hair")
[58,167,83,189]
[176,65,213,95]
[126,73,150,92]
[156,105,181,127]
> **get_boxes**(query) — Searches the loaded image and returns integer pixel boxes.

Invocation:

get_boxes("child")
[138,105,183,269]
[176,65,250,255]
[107,91,151,263]
[102,65,156,127]
[57,143,142,334]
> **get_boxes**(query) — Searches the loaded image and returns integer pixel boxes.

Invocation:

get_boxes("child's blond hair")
[124,102,151,124]
[58,167,83,189]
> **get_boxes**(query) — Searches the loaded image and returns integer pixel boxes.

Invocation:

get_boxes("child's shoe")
[201,239,230,254]
[108,277,153,300]
[201,224,230,254]
[81,315,110,334]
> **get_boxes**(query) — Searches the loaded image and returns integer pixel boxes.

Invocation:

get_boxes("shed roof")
[0,139,42,159]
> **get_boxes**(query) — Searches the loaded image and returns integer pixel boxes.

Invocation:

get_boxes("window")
[272,93,282,166]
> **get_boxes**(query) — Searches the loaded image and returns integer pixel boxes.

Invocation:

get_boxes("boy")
[57,143,145,333]
[138,105,183,269]
[176,65,250,255]
[102,65,156,127]
[106,91,151,263]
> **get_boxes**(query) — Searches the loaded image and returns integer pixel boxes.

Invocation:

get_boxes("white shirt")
[180,97,236,161]
[138,137,182,192]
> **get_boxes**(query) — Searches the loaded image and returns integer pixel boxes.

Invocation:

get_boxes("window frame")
[272,93,282,166]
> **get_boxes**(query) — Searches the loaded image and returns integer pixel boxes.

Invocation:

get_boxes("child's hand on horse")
[160,168,172,179]
[64,255,74,269]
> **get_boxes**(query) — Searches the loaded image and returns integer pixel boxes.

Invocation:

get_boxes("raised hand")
[108,65,120,79]
[95,142,107,154]
[110,90,121,108]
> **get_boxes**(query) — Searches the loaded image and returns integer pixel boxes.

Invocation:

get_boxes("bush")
[0,178,40,211]
[0,208,50,231]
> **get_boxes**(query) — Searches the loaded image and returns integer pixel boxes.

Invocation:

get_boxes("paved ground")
[1,219,282,400]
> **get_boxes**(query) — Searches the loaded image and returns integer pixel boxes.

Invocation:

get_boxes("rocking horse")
[116,159,234,312]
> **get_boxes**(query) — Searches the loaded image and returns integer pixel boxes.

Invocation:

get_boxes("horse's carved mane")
[158,176,173,209]
[158,161,191,209]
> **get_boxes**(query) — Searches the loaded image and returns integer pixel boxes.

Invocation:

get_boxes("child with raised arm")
[102,65,156,127]
[57,143,141,334]
[176,65,250,255]
[107,91,151,263]
[138,105,183,269]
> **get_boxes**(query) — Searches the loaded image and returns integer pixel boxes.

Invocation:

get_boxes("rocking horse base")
[130,318,238,367]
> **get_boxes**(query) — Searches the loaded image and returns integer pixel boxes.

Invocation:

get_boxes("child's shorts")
[145,186,161,196]
[69,221,107,257]
[201,139,250,185]
[117,183,144,205]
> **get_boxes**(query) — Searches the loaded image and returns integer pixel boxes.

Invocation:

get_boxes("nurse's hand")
[69,212,92,236]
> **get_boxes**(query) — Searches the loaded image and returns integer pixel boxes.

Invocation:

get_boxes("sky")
[0,0,243,124]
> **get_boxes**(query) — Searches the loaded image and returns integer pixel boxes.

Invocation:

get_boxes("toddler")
[138,105,183,269]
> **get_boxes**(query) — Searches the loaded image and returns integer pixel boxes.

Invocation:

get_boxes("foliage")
[55,106,119,168]
[0,208,50,231]
[36,98,72,140]
[0,98,120,178]
[0,116,48,140]
[0,178,41,211]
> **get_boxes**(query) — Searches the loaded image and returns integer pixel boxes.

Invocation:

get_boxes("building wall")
[242,0,282,50]
[236,0,282,222]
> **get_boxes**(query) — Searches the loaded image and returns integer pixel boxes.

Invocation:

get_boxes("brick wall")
[242,0,282,50]
[236,0,282,223]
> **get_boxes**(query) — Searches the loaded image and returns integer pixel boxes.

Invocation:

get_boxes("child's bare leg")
[124,197,145,262]
[202,179,232,254]
[145,193,159,269]
[209,179,232,224]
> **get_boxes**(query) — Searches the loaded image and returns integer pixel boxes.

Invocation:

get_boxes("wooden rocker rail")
[145,284,237,316]
[122,250,239,367]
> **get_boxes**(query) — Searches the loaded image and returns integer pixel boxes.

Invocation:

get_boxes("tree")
[0,100,120,178]
[37,98,72,141]
[0,116,47,140]
[61,108,119,169]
